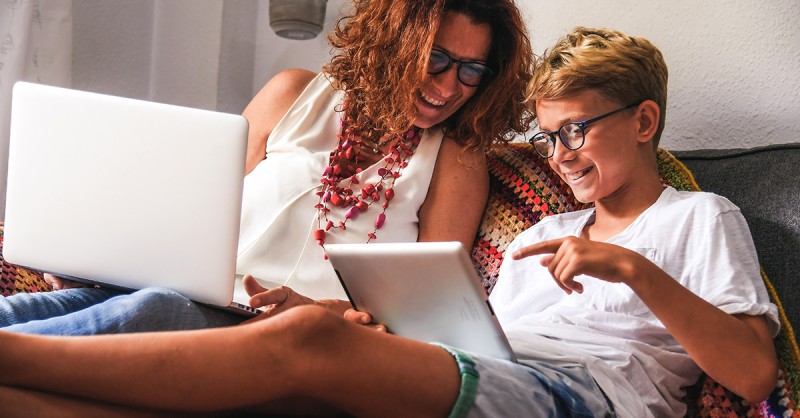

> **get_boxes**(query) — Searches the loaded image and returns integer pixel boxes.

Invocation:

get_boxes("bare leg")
[0,305,460,417]
[0,386,200,418]
[0,386,348,417]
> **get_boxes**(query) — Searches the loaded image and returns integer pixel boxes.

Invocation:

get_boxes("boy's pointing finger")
[511,238,565,260]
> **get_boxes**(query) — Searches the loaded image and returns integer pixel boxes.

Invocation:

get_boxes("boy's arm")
[625,256,776,402]
[513,237,778,402]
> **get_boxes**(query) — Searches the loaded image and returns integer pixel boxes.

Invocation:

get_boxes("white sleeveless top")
[236,73,444,300]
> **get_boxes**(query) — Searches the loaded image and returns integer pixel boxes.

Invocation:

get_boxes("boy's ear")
[636,100,660,143]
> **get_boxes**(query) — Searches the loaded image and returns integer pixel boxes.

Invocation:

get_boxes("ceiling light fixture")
[269,0,328,40]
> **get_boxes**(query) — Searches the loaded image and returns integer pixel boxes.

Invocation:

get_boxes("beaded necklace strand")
[314,122,421,258]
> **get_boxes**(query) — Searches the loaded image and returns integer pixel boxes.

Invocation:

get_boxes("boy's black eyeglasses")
[528,101,643,158]
[428,48,493,87]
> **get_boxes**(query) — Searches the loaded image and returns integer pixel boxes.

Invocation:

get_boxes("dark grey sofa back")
[673,144,799,331]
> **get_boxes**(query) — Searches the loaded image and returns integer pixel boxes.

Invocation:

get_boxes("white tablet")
[325,241,516,362]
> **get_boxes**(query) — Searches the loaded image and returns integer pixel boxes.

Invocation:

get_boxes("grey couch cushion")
[673,144,800,330]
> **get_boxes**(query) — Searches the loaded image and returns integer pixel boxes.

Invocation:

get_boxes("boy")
[487,26,779,416]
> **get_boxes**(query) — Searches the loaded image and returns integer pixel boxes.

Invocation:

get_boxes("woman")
[1,1,536,416]
[0,0,533,334]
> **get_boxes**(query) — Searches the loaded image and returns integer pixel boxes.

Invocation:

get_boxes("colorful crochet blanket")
[0,143,797,417]
[471,142,799,417]
[0,228,46,295]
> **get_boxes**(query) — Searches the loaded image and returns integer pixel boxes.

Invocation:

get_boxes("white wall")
[3,0,795,219]
[0,0,73,221]
[72,0,258,114]
[246,0,800,150]
[64,0,800,150]
[250,0,347,98]
[518,1,800,150]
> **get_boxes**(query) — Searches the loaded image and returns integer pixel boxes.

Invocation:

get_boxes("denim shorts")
[435,344,616,418]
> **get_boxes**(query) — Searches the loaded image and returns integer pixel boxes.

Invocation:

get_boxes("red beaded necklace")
[314,121,421,257]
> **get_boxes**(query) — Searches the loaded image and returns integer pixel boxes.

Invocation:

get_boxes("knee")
[283,304,345,336]
[128,287,192,310]
[254,305,348,348]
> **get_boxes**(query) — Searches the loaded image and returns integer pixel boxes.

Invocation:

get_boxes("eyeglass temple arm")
[581,101,643,127]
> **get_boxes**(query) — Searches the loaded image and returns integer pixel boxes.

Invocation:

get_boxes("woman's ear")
[636,100,660,144]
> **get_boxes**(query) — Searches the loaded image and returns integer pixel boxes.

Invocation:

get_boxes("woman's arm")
[417,138,489,250]
[242,69,317,175]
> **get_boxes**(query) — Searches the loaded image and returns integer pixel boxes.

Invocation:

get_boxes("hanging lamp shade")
[269,0,328,40]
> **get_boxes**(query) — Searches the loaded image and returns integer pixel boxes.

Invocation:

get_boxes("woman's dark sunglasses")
[428,48,493,87]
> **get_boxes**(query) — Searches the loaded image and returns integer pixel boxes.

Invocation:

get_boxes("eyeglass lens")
[428,49,490,87]
[530,123,585,158]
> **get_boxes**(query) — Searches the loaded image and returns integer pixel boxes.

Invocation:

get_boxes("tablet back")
[325,241,516,362]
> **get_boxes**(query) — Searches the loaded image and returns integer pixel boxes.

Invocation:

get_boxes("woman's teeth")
[421,91,445,106]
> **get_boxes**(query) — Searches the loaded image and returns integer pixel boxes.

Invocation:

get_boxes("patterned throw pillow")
[471,142,800,418]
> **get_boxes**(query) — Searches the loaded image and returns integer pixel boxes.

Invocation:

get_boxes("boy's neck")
[582,174,665,242]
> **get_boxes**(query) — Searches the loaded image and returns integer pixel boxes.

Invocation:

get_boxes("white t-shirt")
[489,187,780,418]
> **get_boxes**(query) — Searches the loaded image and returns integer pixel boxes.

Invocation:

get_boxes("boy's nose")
[550,136,575,165]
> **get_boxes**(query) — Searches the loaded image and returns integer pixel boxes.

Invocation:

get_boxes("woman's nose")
[429,65,460,95]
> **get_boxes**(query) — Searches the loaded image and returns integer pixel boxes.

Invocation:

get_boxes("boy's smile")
[563,166,594,184]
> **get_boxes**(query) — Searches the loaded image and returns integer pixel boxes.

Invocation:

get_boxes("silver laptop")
[4,82,260,316]
[325,241,517,362]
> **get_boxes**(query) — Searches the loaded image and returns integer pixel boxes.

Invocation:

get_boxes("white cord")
[281,197,321,287]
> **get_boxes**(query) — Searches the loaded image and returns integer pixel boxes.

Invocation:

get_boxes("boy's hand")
[512,236,647,294]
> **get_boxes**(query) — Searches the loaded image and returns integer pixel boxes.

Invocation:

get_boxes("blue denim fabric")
[434,345,616,418]
[0,287,119,326]
[0,287,244,335]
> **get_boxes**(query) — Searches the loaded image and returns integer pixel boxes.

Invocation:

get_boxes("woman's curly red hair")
[324,0,534,152]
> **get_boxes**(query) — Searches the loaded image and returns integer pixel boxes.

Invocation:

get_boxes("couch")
[1,142,798,417]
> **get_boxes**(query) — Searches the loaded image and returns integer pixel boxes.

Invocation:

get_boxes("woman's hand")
[242,274,317,318]
[241,275,353,320]
[44,273,92,290]
[343,309,387,332]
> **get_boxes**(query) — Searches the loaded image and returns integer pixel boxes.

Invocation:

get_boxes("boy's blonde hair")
[529,27,668,147]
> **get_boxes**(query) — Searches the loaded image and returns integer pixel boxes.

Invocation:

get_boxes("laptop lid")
[325,241,516,362]
[4,82,248,308]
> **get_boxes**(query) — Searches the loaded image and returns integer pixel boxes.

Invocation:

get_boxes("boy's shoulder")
[658,187,740,216]
[507,188,741,251]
